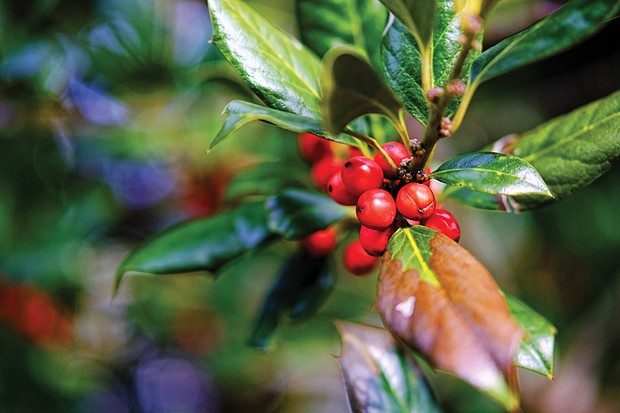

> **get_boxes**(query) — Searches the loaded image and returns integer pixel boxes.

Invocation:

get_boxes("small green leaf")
[210,100,360,150]
[337,322,442,413]
[321,46,405,136]
[379,0,437,48]
[225,162,310,201]
[114,200,272,293]
[266,189,351,240]
[378,226,523,409]
[208,0,322,117]
[296,0,388,70]
[507,295,556,379]
[443,91,620,211]
[430,152,553,197]
[250,252,334,348]
[471,0,620,85]
[382,1,478,124]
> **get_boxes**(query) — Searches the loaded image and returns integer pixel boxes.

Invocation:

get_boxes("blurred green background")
[0,0,619,412]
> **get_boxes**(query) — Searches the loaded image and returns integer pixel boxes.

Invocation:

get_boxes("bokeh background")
[1,0,619,412]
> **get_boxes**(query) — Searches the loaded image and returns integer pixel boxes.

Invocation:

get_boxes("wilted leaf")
[430,152,553,197]
[250,253,334,348]
[471,0,620,85]
[443,91,620,211]
[377,226,523,409]
[507,295,556,379]
[266,189,351,239]
[296,0,388,70]
[337,322,442,413]
[382,1,478,124]
[114,200,272,293]
[208,0,322,117]
[321,46,405,136]
[379,0,436,49]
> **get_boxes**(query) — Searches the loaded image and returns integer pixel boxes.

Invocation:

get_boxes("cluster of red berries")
[297,133,460,276]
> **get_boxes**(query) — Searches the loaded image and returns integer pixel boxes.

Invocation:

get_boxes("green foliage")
[266,189,351,239]
[114,200,273,292]
[337,322,442,413]
[379,0,437,49]
[431,152,552,197]
[296,0,388,70]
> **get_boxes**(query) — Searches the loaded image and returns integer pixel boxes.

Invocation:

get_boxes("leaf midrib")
[226,3,321,101]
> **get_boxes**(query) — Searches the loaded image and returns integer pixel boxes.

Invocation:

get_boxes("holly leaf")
[471,0,620,85]
[507,295,556,379]
[209,100,359,150]
[379,0,436,49]
[430,152,553,197]
[208,0,322,117]
[337,322,442,413]
[250,252,335,348]
[266,189,351,240]
[225,162,310,201]
[114,200,272,293]
[377,226,523,409]
[296,0,388,70]
[442,90,620,211]
[382,1,478,125]
[321,46,405,136]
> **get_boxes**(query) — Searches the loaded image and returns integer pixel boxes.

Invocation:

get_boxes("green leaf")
[443,91,620,211]
[471,0,620,85]
[507,295,556,379]
[337,322,442,413]
[250,252,335,348]
[430,152,553,197]
[208,0,322,117]
[321,46,405,136]
[382,1,478,124]
[379,0,436,48]
[378,226,523,409]
[114,200,272,293]
[266,189,351,240]
[296,0,388,70]
[209,100,359,150]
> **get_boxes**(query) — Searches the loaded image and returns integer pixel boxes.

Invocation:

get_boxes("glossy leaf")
[379,0,436,48]
[471,0,620,85]
[266,189,351,240]
[430,152,553,197]
[382,1,477,124]
[296,0,388,70]
[250,253,334,348]
[443,91,620,211]
[114,200,272,293]
[208,0,322,117]
[209,100,359,150]
[377,226,523,409]
[337,322,442,413]
[507,295,556,379]
[321,46,405,136]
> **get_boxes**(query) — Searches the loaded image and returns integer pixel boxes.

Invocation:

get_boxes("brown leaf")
[377,227,523,409]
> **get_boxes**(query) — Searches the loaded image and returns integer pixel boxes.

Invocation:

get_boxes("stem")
[451,81,478,133]
[417,28,478,171]
[345,129,399,171]
[421,46,433,93]
[395,110,414,154]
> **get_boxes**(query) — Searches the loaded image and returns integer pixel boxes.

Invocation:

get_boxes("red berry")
[356,189,396,230]
[298,133,331,162]
[374,142,410,178]
[302,227,338,256]
[327,172,358,205]
[311,156,341,190]
[343,240,380,276]
[396,183,436,220]
[341,156,384,197]
[359,225,395,257]
[423,209,460,242]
